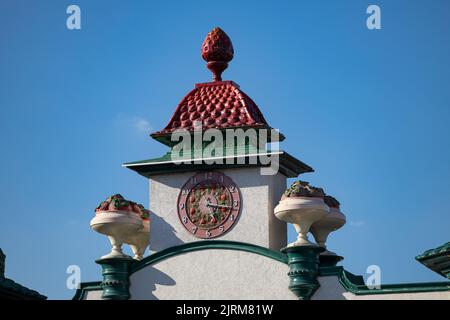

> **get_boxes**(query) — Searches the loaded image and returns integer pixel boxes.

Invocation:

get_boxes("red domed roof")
[152,81,269,137]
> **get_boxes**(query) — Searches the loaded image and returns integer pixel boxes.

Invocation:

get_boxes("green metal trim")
[96,257,134,300]
[123,144,267,166]
[319,254,344,268]
[319,266,450,295]
[415,242,450,279]
[319,266,348,277]
[130,240,288,274]
[123,148,313,178]
[72,281,102,300]
[281,245,324,300]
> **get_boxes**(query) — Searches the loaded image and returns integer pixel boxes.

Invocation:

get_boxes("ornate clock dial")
[177,172,241,239]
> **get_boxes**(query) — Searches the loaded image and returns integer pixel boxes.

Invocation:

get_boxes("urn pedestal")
[125,219,150,260]
[310,207,346,266]
[274,197,329,246]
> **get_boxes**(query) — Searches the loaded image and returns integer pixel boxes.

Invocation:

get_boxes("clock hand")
[206,200,216,216]
[206,203,231,209]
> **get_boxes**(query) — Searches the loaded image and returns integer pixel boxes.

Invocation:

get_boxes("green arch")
[130,240,288,274]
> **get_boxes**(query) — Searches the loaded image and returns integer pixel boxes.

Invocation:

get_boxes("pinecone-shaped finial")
[201,27,234,82]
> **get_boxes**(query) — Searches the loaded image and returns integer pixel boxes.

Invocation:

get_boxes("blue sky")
[1,0,449,299]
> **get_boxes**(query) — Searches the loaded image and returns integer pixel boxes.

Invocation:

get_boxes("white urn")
[125,219,150,261]
[275,197,329,246]
[90,210,144,259]
[90,194,151,260]
[310,197,346,255]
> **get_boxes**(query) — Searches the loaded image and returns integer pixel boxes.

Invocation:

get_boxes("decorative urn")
[274,181,329,246]
[310,195,346,257]
[90,194,151,260]
[124,209,151,261]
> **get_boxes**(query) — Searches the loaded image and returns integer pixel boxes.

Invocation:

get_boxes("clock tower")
[123,27,312,251]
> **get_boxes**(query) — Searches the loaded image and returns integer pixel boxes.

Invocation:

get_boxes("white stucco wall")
[129,249,296,300]
[312,276,347,300]
[149,168,287,252]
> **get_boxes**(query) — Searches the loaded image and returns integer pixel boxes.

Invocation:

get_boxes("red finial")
[201,27,234,82]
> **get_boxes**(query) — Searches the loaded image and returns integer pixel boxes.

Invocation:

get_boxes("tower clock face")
[177,172,242,239]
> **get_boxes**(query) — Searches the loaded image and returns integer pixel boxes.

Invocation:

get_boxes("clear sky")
[1,0,449,299]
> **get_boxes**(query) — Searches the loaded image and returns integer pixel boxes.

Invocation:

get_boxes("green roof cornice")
[416,242,450,279]
[123,147,313,178]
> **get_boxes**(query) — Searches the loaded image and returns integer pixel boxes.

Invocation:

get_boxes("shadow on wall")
[131,266,176,300]
[150,212,184,251]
